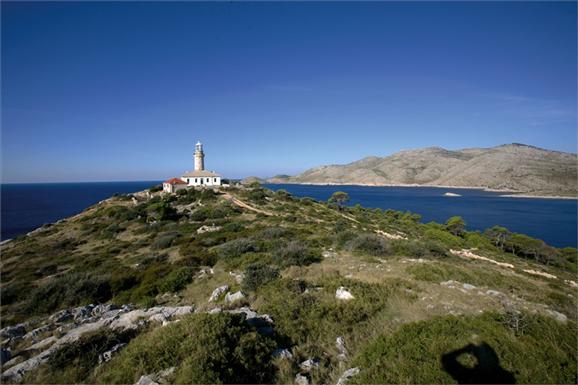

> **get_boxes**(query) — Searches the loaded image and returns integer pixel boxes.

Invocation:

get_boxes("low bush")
[24,328,138,384]
[424,227,464,249]
[346,234,392,256]
[274,241,321,267]
[393,239,448,258]
[95,313,276,384]
[217,238,260,259]
[25,272,112,315]
[157,267,194,293]
[151,232,180,250]
[242,263,279,292]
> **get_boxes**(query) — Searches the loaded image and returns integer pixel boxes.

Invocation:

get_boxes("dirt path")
[223,193,275,216]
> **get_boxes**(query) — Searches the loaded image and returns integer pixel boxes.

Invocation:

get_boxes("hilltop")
[0,185,576,384]
[268,144,578,197]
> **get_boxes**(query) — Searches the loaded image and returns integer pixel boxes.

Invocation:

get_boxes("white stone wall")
[183,176,221,187]
[163,183,188,193]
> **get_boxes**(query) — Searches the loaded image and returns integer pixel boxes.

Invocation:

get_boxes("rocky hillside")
[0,185,576,384]
[270,144,577,197]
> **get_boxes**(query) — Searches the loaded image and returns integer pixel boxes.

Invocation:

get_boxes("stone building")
[162,178,187,193]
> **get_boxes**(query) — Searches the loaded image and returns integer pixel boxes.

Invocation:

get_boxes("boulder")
[98,343,127,364]
[335,287,355,301]
[136,375,159,385]
[226,307,273,326]
[27,336,57,351]
[336,336,347,355]
[272,348,293,359]
[225,291,246,303]
[72,304,96,322]
[197,224,222,234]
[295,373,310,385]
[209,285,229,302]
[0,324,27,339]
[545,309,568,323]
[23,325,53,341]
[300,358,320,372]
[462,283,476,291]
[336,367,360,385]
[48,309,72,324]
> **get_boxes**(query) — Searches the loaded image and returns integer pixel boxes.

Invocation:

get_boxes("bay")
[265,184,577,248]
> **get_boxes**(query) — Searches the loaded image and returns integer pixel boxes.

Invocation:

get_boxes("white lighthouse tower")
[179,140,222,187]
[194,141,205,171]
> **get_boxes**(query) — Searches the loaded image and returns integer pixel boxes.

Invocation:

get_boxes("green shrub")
[179,242,218,266]
[147,202,179,222]
[26,272,112,315]
[445,216,466,236]
[190,203,240,222]
[151,232,180,250]
[95,313,276,384]
[393,239,448,258]
[157,267,194,293]
[217,238,260,259]
[347,234,392,256]
[274,241,321,267]
[257,226,289,239]
[24,328,137,384]
[351,313,577,384]
[242,263,279,292]
[424,227,463,249]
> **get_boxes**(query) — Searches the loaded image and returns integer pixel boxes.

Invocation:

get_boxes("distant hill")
[267,144,577,197]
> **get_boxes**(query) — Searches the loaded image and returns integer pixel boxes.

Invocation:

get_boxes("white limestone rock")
[545,309,568,323]
[295,373,310,385]
[335,287,355,301]
[136,375,159,385]
[272,348,293,359]
[98,343,127,364]
[336,367,360,385]
[225,290,246,303]
[336,336,347,356]
[462,283,476,291]
[209,285,229,302]
[300,358,320,372]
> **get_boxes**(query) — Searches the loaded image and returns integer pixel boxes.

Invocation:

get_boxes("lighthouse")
[177,140,222,187]
[194,141,205,171]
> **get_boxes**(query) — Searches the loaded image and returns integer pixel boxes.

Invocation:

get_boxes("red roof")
[164,178,187,185]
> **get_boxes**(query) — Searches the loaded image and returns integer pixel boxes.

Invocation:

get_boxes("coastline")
[265,181,577,200]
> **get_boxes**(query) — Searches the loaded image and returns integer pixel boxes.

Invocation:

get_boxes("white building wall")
[182,176,221,187]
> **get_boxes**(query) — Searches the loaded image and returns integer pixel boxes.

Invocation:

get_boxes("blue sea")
[1,181,160,241]
[1,182,576,248]
[265,184,577,248]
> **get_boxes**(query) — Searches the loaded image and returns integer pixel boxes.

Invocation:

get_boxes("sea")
[265,184,577,249]
[1,182,576,248]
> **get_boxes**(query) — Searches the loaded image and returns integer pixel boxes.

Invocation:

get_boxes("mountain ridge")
[265,143,577,197]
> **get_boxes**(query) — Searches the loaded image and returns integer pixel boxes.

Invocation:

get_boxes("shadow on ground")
[441,342,516,384]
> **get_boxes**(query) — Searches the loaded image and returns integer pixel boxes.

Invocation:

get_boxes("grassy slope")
[0,186,576,384]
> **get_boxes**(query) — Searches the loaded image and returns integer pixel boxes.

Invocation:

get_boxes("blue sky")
[2,1,576,182]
